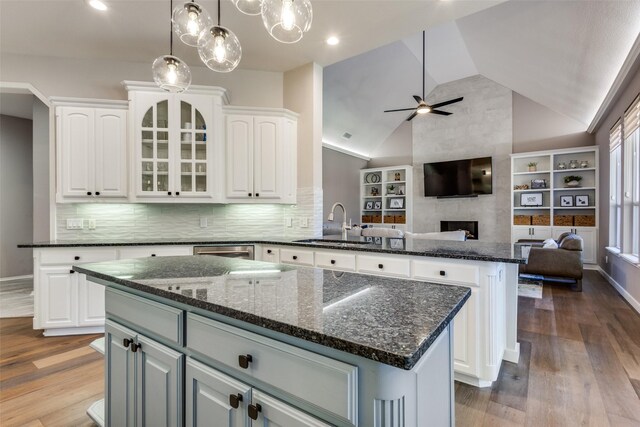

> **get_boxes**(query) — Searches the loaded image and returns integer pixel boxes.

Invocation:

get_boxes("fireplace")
[441,220,479,240]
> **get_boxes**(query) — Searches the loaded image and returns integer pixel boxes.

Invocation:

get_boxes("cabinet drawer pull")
[267,249,272,254]
[87,191,92,196]
[256,193,259,197]
[69,270,75,274]
[330,259,336,265]
[229,393,243,409]
[292,255,298,260]
[238,354,253,369]
[248,403,262,420]
[123,338,132,349]
[248,193,252,197]
[439,270,446,276]
[175,192,180,196]
[95,191,100,196]
[131,343,141,353]
[151,254,156,257]
[378,264,384,269]
[168,191,172,196]
[74,256,80,260]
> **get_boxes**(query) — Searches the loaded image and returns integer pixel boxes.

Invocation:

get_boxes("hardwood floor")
[0,270,638,426]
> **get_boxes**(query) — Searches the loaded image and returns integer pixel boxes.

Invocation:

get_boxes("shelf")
[363,196,382,199]
[385,208,406,211]
[363,183,382,186]
[362,209,382,212]
[514,207,550,210]
[384,180,406,184]
[513,170,551,175]
[554,186,596,191]
[554,206,596,210]
[554,167,596,173]
[513,188,550,193]
[384,194,406,198]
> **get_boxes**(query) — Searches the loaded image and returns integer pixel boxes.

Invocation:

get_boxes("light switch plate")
[199,217,208,228]
[301,217,309,228]
[285,218,293,227]
[66,218,84,230]
[87,219,96,230]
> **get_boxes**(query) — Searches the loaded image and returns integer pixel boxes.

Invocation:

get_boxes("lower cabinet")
[552,227,597,264]
[186,358,330,427]
[105,320,183,427]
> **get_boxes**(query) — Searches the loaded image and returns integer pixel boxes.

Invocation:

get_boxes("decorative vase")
[569,160,579,169]
[557,162,566,170]
[580,160,589,168]
[528,166,537,172]
[566,180,581,188]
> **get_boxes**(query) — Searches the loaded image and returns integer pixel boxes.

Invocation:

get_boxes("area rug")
[518,275,543,299]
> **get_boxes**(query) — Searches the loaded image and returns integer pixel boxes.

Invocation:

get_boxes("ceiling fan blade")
[429,110,452,116]
[384,107,417,113]
[406,111,418,121]
[429,97,463,110]
[413,95,424,104]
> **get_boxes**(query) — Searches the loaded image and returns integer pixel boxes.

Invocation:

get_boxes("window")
[610,93,640,263]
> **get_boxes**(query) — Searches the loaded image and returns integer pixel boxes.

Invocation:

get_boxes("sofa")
[518,232,584,291]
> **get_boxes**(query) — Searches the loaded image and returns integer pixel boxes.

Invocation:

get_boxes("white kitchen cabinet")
[117,245,192,260]
[39,266,77,329]
[552,227,598,264]
[224,108,297,204]
[78,274,106,327]
[261,246,281,263]
[126,82,226,203]
[511,225,552,242]
[55,103,128,202]
[279,248,314,266]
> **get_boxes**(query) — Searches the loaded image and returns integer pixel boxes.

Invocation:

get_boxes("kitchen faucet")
[327,202,351,240]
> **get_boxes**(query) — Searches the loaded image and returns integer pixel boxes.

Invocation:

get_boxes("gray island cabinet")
[75,256,470,427]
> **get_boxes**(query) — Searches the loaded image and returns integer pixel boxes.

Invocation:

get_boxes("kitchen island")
[74,255,470,427]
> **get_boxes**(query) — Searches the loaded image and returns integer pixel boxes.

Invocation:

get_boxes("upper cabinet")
[224,108,297,204]
[127,83,226,203]
[55,102,128,202]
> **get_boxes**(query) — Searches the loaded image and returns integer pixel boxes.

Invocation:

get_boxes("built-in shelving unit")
[510,146,599,264]
[359,165,413,231]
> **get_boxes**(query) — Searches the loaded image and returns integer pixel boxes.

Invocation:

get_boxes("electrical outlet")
[88,219,96,230]
[200,217,208,228]
[66,218,84,230]
[605,255,609,263]
[285,218,293,227]
[300,217,309,228]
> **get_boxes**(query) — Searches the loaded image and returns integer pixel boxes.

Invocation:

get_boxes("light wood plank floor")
[0,270,639,426]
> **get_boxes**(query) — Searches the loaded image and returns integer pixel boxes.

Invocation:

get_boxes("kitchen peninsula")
[21,237,524,388]
[74,255,470,426]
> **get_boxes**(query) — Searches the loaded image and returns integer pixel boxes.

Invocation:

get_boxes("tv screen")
[424,157,492,197]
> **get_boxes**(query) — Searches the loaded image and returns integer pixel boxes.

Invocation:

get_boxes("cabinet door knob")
[131,343,141,353]
[95,191,100,196]
[151,254,156,257]
[248,403,262,420]
[123,338,132,349]
[175,192,180,196]
[69,269,75,274]
[378,264,384,269]
[229,393,243,409]
[168,191,172,196]
[74,256,80,260]
[87,191,92,196]
[292,255,298,260]
[256,193,259,197]
[267,249,272,254]
[439,270,446,276]
[330,260,336,265]
[238,354,253,369]
[248,193,252,197]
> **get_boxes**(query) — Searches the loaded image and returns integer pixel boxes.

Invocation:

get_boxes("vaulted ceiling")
[323,0,640,157]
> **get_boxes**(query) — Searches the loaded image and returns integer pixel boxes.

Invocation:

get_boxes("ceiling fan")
[384,30,463,121]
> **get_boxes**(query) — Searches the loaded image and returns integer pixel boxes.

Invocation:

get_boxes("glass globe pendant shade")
[152,55,192,93]
[198,26,242,73]
[232,0,262,16]
[172,2,213,47]
[261,0,312,43]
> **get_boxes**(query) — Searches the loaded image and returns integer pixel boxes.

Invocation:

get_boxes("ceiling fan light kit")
[261,0,313,44]
[172,1,213,47]
[232,0,263,16]
[384,30,463,121]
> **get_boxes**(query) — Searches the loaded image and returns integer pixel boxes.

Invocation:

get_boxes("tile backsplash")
[55,187,323,241]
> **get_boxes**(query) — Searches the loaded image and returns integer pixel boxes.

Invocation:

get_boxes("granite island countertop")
[74,255,471,370]
[20,235,525,264]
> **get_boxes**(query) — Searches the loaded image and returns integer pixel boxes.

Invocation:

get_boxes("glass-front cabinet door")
[179,101,209,196]
[140,99,171,195]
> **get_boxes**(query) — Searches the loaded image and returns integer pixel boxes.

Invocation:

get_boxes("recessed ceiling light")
[87,0,108,11]
[326,36,340,46]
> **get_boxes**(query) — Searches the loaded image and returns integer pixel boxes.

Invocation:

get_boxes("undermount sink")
[295,239,373,247]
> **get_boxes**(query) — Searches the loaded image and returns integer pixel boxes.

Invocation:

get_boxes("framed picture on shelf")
[389,198,404,209]
[389,238,404,249]
[374,237,382,245]
[560,195,574,207]
[575,195,589,206]
[364,201,373,210]
[397,185,406,195]
[531,179,547,189]
[520,193,543,207]
[373,201,382,210]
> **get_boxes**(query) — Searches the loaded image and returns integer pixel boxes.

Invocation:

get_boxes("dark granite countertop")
[74,256,470,370]
[19,235,525,264]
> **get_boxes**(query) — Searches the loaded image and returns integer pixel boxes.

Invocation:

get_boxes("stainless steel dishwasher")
[193,245,255,260]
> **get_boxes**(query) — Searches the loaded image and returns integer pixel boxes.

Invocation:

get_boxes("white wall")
[367,122,413,168]
[322,147,368,231]
[0,53,284,107]
[412,75,512,242]
[595,59,640,309]
[0,115,33,278]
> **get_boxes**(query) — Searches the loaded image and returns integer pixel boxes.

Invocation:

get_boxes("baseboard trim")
[597,266,640,314]
[0,274,34,283]
[503,343,521,364]
[454,372,493,388]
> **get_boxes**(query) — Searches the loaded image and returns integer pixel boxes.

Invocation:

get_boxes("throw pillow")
[542,238,558,249]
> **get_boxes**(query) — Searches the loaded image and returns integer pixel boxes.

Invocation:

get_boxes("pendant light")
[172,1,213,47]
[261,0,312,44]
[232,0,262,16]
[198,0,242,73]
[153,0,192,92]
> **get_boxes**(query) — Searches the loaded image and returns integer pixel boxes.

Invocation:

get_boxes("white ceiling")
[0,93,35,120]
[323,0,640,157]
[0,0,505,72]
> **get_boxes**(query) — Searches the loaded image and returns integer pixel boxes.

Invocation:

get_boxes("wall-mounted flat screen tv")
[423,157,493,197]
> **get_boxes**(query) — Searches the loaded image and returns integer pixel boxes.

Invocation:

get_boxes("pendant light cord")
[422,30,425,100]
[217,0,221,26]
[169,0,174,55]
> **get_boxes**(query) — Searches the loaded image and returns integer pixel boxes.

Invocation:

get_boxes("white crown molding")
[0,82,50,107]
[588,34,640,133]
[322,141,371,161]
[223,105,299,119]
[122,81,230,104]
[49,97,128,109]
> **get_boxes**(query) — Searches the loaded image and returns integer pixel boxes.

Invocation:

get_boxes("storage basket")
[383,215,395,224]
[395,215,406,224]
[371,214,382,223]
[532,214,550,226]
[574,215,595,227]
[361,215,372,223]
[513,215,532,225]
[554,215,573,226]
